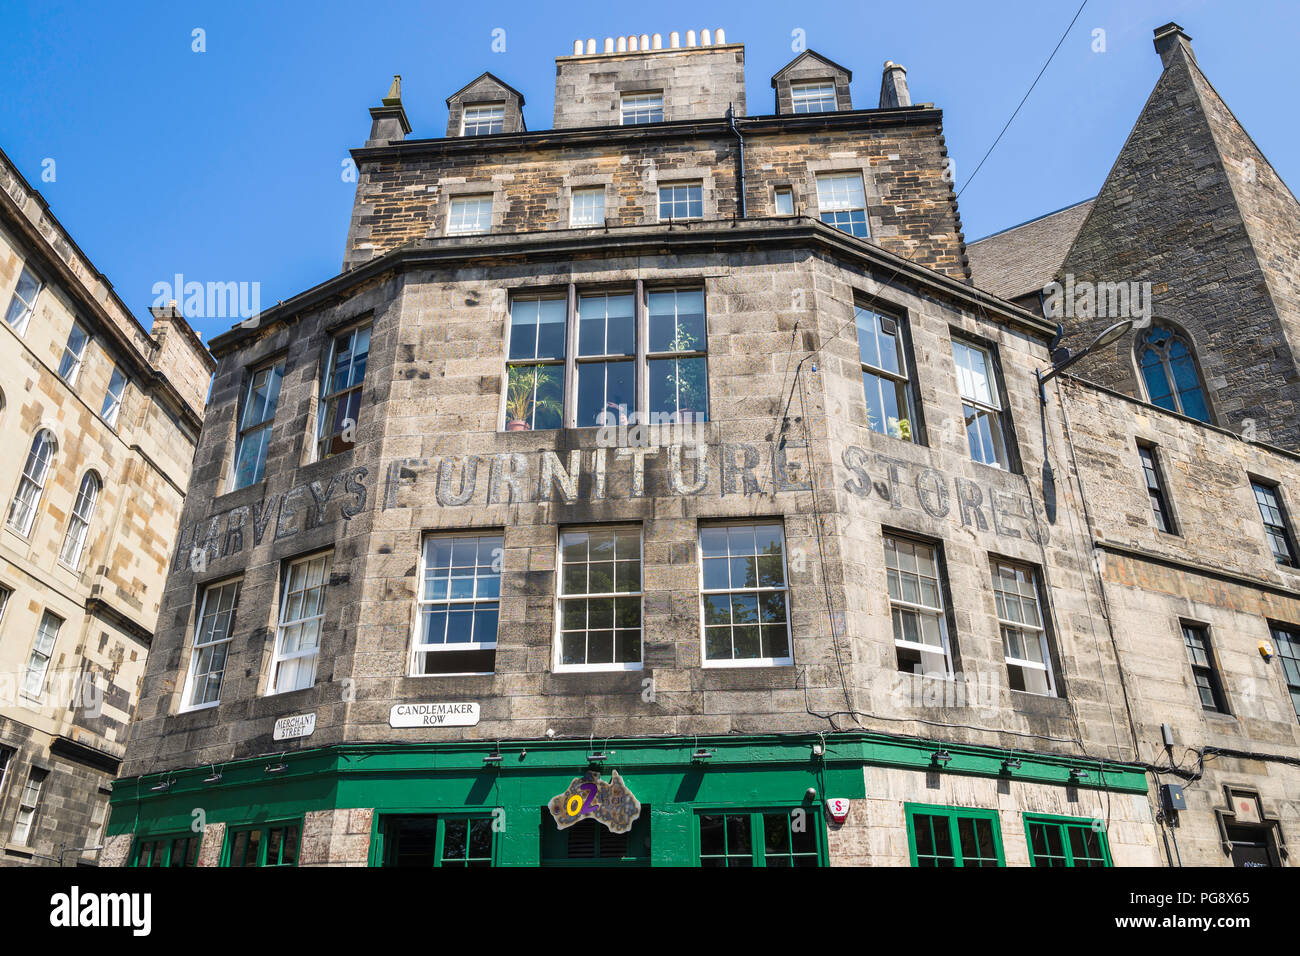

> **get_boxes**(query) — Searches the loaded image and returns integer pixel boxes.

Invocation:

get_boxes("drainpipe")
[726,103,746,219]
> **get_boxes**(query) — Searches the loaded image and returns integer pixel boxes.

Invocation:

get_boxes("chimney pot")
[640,33,650,51]
[1153,22,1195,69]
[586,38,596,54]
[879,60,911,108]
[573,39,583,55]
[617,36,627,52]
[652,33,662,49]
[669,31,680,48]
[686,29,697,47]
[701,28,712,45]
[715,27,726,44]
[604,37,614,53]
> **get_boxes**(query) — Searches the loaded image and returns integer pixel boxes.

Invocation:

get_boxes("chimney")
[366,74,411,146]
[1153,22,1195,70]
[879,61,911,108]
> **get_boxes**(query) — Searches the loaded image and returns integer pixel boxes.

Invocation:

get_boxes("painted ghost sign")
[174,466,369,571]
[547,770,642,834]
[839,444,1050,544]
[381,441,813,510]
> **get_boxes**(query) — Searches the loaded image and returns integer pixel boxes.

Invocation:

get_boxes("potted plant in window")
[664,326,707,423]
[505,366,561,431]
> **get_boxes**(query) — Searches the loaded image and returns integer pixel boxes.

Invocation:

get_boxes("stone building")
[0,147,212,864]
[105,24,1298,868]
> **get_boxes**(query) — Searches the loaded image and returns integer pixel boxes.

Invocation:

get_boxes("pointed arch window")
[59,471,101,568]
[8,430,56,536]
[1137,324,1211,422]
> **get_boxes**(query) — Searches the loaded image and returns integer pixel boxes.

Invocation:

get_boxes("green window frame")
[695,808,825,867]
[131,833,202,867]
[905,803,1004,867]
[374,813,497,867]
[1023,813,1112,867]
[223,821,302,867]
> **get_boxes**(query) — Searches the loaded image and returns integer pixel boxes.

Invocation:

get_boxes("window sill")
[177,700,220,715]
[701,659,794,670]
[554,663,644,674]
[3,843,34,858]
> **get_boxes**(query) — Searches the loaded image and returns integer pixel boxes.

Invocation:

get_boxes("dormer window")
[462,103,505,136]
[621,92,663,125]
[791,81,837,113]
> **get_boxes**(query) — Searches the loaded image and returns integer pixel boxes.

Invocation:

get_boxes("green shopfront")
[107,733,1153,867]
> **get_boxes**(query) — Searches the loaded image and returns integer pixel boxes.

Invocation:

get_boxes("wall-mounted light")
[203,768,223,784]
[691,748,714,763]
[149,778,172,793]
[1036,319,1134,404]
[1001,757,1022,773]
[586,752,607,765]
[265,761,288,774]
[811,742,825,758]
[1069,768,1089,784]
[931,750,952,768]
[482,753,503,766]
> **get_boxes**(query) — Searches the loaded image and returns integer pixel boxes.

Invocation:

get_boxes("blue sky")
[2,0,1296,342]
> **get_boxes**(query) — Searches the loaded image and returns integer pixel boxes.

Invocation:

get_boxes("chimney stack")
[366,74,411,146]
[1153,22,1195,70]
[879,61,911,108]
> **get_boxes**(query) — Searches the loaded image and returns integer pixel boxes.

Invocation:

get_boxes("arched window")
[59,471,101,568]
[1137,323,1211,422]
[7,430,56,536]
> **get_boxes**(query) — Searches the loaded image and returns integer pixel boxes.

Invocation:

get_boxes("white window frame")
[22,610,63,698]
[0,584,11,626]
[556,525,644,672]
[11,768,46,846]
[5,267,41,336]
[815,172,868,237]
[446,195,494,236]
[791,80,837,113]
[268,553,330,695]
[992,560,1056,696]
[461,102,505,136]
[7,429,56,536]
[570,187,606,227]
[698,521,793,669]
[658,182,703,221]
[774,186,794,216]
[180,578,241,712]
[856,306,916,441]
[58,471,101,569]
[952,338,1010,469]
[621,92,663,125]
[58,321,90,385]
[101,366,127,427]
[231,360,285,490]
[411,532,503,676]
[885,535,954,678]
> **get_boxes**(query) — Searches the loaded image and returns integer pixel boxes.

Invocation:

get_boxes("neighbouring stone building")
[105,23,1299,868]
[0,147,212,865]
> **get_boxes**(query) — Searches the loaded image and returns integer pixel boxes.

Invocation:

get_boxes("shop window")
[132,834,201,867]
[379,815,494,867]
[1024,814,1111,867]
[905,804,1003,867]
[697,809,823,867]
[542,813,651,866]
[225,822,301,867]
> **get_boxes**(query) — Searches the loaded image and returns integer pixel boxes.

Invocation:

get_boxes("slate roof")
[965,198,1095,300]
